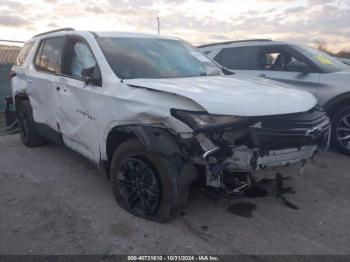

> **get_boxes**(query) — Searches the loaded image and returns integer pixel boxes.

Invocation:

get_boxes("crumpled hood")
[124,76,317,117]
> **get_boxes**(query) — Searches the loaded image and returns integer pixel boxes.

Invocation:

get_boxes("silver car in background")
[339,57,350,65]
[199,40,350,155]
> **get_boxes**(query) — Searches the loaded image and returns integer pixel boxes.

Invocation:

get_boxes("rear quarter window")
[215,46,255,70]
[16,41,34,66]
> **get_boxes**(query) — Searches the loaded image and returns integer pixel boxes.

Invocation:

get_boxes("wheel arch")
[324,92,350,117]
[105,125,197,185]
[105,125,186,163]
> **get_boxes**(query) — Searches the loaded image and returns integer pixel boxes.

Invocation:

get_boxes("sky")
[0,0,349,51]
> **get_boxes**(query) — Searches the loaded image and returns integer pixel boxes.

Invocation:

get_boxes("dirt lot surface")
[0,117,350,255]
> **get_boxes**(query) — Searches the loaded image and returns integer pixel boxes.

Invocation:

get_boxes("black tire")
[17,100,46,147]
[331,105,350,155]
[110,138,189,222]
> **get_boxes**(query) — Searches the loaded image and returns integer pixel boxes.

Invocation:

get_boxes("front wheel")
[110,138,189,222]
[331,106,350,155]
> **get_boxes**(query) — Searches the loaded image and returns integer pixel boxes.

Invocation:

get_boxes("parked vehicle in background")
[199,40,350,155]
[11,29,330,221]
[338,57,350,65]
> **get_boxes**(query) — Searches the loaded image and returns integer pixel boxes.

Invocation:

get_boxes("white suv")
[11,29,330,221]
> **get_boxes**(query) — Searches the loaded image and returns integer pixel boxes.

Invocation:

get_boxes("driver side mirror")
[82,67,102,86]
[287,61,311,74]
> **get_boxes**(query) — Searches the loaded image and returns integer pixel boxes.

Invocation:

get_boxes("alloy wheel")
[117,157,160,215]
[336,113,350,150]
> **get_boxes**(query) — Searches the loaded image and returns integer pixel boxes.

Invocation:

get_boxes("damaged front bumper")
[222,145,317,172]
[189,107,331,193]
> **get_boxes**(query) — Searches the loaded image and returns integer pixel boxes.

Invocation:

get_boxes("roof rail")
[33,28,75,38]
[198,39,271,48]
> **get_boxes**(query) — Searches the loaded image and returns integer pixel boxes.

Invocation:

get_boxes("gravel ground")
[0,116,350,255]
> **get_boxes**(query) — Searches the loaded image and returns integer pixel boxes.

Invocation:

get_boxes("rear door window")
[16,41,34,66]
[215,46,256,70]
[34,37,65,74]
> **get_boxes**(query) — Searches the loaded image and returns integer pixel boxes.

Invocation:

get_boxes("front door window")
[256,47,313,73]
[70,42,97,78]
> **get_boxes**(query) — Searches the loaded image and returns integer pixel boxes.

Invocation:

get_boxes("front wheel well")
[106,130,135,163]
[105,125,187,177]
[324,93,350,118]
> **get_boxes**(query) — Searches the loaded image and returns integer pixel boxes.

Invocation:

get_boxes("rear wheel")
[17,100,46,147]
[110,138,189,222]
[331,106,350,155]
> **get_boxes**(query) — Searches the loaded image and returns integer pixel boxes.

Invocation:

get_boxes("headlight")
[171,109,248,132]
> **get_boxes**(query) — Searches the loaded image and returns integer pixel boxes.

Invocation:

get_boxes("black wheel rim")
[18,112,29,140]
[336,113,350,150]
[117,157,160,215]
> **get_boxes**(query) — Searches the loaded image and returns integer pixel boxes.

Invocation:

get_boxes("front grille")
[249,107,330,150]
[260,107,328,129]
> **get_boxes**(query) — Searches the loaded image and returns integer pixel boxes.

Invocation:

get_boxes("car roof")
[198,39,291,51]
[30,28,180,41]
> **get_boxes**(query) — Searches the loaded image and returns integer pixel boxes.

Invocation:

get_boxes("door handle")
[259,74,266,78]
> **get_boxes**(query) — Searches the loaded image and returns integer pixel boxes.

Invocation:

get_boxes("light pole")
[157,17,160,34]
[0,39,24,44]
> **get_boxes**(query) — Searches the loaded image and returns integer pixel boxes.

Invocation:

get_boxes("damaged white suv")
[11,28,330,222]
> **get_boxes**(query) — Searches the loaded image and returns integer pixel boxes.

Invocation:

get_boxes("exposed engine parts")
[189,108,330,196]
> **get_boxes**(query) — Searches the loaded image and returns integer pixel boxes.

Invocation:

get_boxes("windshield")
[97,37,221,79]
[293,45,349,73]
